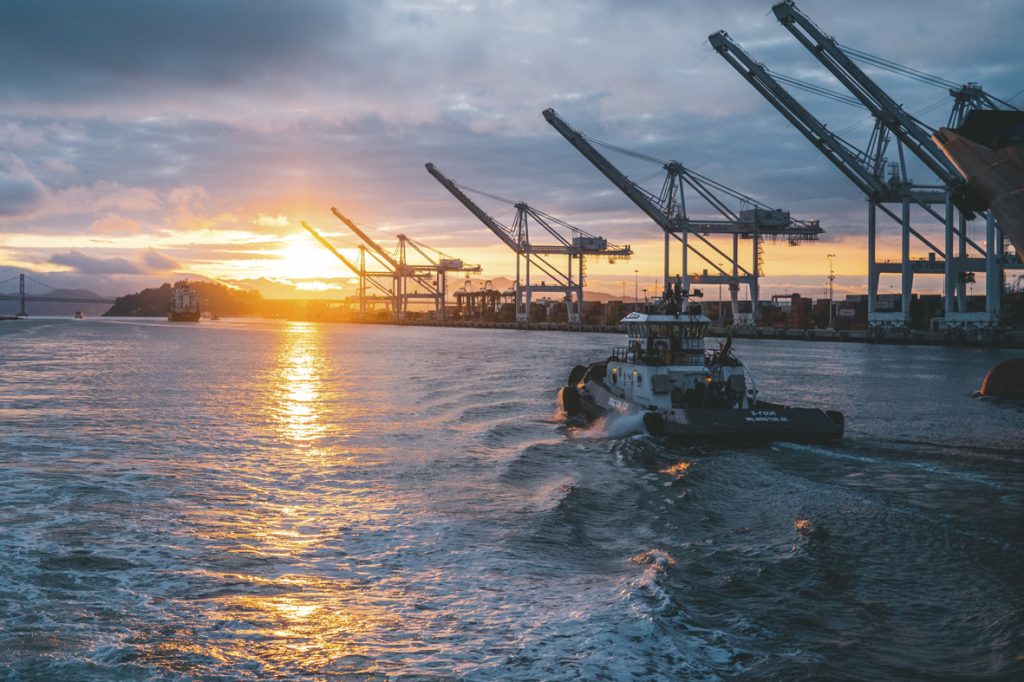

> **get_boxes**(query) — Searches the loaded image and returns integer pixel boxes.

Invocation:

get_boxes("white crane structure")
[302,209,481,320]
[426,162,632,323]
[543,108,823,325]
[711,1,1022,329]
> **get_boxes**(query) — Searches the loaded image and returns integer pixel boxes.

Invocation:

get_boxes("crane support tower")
[426,162,632,323]
[543,108,823,325]
[712,1,1022,329]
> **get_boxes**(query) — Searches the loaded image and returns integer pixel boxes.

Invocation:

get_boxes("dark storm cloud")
[50,250,144,274]
[46,247,181,277]
[0,0,352,100]
[0,171,44,215]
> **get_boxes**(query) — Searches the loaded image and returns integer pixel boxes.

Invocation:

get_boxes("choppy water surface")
[1,318,1021,680]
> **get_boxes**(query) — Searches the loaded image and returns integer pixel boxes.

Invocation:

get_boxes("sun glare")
[277,236,351,280]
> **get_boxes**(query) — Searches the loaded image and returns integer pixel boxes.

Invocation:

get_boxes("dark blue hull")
[565,379,844,443]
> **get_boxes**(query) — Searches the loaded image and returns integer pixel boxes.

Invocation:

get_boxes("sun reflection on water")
[148,322,412,676]
[272,322,327,444]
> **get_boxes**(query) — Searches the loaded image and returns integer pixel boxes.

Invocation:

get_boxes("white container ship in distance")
[561,278,844,442]
[168,281,200,322]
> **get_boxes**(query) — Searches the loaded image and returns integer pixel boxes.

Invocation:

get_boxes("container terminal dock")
[260,290,1024,350]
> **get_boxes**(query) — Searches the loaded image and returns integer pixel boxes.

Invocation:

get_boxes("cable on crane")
[585,136,669,166]
[770,71,863,108]
[455,182,519,207]
[840,43,1021,111]
[838,43,960,90]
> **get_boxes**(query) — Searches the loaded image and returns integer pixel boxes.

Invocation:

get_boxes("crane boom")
[425,163,522,252]
[771,1,962,190]
[709,29,959,256]
[543,108,676,231]
[331,207,402,269]
[300,221,364,275]
[300,221,393,298]
[709,30,893,202]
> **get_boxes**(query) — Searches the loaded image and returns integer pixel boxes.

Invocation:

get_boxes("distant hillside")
[105,280,263,317]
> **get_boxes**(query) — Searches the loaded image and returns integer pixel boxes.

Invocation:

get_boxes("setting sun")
[275,233,356,282]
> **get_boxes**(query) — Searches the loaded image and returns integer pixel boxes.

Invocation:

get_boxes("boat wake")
[568,411,649,440]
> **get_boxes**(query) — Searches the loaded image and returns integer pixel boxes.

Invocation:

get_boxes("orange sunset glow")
[3,2,1022,680]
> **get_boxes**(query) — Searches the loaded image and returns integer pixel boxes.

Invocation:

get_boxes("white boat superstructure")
[562,278,843,442]
[605,307,753,413]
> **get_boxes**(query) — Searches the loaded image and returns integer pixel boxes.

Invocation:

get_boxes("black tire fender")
[567,364,588,387]
[643,411,665,436]
[562,387,582,416]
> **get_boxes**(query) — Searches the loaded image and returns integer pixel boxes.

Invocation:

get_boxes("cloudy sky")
[1,0,1021,299]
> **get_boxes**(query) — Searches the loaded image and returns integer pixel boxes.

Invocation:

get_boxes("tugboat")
[561,279,844,442]
[167,281,201,322]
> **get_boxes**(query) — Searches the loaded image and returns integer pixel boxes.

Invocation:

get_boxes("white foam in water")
[625,549,677,613]
[570,411,648,440]
[553,389,568,421]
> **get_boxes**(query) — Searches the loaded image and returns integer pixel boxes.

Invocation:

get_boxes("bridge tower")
[18,274,26,317]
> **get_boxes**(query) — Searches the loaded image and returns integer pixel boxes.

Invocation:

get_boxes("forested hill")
[104,281,263,317]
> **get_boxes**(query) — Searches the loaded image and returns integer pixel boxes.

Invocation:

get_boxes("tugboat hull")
[566,378,844,444]
[559,280,845,444]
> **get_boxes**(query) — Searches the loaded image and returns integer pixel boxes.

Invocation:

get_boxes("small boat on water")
[560,279,844,443]
[168,281,201,322]
[73,311,84,320]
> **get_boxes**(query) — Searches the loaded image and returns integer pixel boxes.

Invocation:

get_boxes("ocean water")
[0,317,1021,680]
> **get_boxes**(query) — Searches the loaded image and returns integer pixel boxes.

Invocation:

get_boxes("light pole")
[827,253,836,328]
[634,269,638,312]
[718,263,724,326]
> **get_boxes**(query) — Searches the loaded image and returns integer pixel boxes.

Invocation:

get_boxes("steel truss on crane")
[302,209,481,320]
[301,221,394,318]
[426,162,632,323]
[712,1,1023,330]
[543,108,822,325]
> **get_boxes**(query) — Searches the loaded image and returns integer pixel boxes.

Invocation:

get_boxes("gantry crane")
[303,210,481,320]
[543,108,822,324]
[772,0,963,193]
[426,162,632,323]
[301,220,395,319]
[712,2,1022,328]
[396,232,483,319]
[330,208,482,319]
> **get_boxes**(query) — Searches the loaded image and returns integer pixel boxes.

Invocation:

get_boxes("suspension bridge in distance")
[0,273,116,317]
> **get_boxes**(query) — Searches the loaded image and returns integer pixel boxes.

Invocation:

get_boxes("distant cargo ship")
[168,282,201,322]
